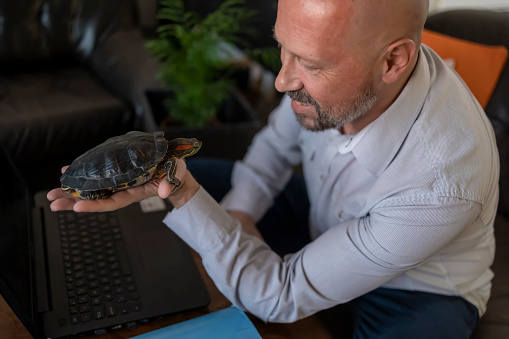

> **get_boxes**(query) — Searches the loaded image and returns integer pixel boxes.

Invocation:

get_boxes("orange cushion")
[422,29,508,108]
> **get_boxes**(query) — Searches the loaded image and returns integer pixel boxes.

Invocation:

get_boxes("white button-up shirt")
[164,45,499,322]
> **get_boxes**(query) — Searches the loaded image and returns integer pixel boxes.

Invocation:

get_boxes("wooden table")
[0,251,332,339]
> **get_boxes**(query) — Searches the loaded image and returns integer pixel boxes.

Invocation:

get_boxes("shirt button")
[319,174,325,181]
[337,211,343,219]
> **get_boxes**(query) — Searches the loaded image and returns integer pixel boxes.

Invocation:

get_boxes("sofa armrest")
[88,28,163,131]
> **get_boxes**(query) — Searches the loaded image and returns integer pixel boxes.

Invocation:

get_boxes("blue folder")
[132,306,262,339]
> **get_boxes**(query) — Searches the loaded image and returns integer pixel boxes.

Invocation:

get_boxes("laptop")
[0,145,210,338]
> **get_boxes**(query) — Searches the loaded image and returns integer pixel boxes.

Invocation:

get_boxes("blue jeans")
[187,157,480,339]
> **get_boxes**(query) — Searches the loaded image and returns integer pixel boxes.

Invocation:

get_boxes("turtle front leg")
[165,158,181,190]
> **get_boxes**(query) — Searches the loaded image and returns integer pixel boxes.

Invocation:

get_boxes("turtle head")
[167,138,202,159]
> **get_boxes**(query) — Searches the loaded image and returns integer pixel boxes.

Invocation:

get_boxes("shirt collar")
[351,48,431,177]
[337,121,375,154]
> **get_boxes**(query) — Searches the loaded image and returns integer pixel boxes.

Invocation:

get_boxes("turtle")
[60,131,201,200]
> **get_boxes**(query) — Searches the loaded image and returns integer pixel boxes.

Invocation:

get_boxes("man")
[48,0,499,337]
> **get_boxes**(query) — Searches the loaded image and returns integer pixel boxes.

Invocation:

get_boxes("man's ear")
[382,39,417,84]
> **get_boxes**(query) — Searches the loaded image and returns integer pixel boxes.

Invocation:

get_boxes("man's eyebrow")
[271,26,321,66]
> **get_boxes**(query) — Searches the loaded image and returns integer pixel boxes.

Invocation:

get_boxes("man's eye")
[303,64,319,73]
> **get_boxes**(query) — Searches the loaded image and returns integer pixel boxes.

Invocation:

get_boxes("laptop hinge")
[32,207,51,312]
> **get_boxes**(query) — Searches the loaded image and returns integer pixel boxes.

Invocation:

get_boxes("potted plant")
[144,0,277,158]
[145,0,255,125]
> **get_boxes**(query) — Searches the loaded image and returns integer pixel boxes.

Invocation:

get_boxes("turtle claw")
[168,175,180,188]
[165,158,181,192]
[168,175,181,191]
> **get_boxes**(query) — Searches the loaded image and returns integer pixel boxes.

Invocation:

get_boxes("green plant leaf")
[147,0,263,126]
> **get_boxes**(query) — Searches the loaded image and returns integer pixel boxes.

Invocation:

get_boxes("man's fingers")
[48,173,163,213]
[47,188,67,201]
[50,198,79,212]
[72,188,148,213]
[72,198,127,213]
[158,179,171,199]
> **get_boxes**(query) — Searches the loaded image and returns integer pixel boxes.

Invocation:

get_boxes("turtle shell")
[60,131,168,197]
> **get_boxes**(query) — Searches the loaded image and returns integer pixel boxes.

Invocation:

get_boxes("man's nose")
[275,51,303,93]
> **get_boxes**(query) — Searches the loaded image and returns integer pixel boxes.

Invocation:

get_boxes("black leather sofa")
[0,0,162,193]
[0,0,277,193]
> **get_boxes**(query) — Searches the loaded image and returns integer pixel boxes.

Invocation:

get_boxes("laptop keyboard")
[57,211,142,325]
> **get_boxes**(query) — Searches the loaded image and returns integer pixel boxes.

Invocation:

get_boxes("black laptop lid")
[0,145,43,337]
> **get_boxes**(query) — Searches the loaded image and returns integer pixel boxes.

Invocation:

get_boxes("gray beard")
[287,83,377,131]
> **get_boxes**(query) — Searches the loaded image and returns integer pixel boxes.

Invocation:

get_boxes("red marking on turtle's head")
[167,138,202,158]
[175,145,194,151]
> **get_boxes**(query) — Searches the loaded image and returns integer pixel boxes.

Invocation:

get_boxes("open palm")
[47,162,180,213]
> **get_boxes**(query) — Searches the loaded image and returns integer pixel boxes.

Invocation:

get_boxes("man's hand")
[47,159,198,212]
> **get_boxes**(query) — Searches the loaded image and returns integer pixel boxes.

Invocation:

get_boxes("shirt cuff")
[163,186,240,253]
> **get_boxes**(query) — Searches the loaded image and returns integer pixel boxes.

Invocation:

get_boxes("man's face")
[274,0,378,132]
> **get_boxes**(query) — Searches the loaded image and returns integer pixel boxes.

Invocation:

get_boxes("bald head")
[276,0,428,62]
[352,0,430,51]
[274,0,430,133]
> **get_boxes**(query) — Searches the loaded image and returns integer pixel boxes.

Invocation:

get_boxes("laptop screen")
[0,146,39,335]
